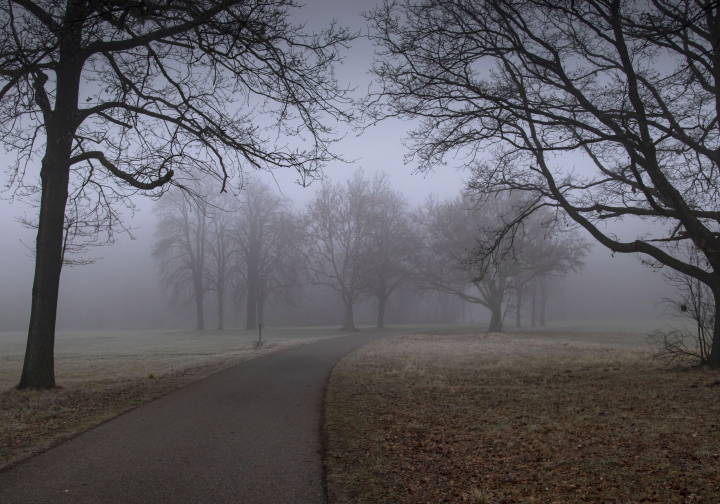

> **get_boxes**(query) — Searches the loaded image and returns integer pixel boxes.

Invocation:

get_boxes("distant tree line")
[415,191,588,332]
[153,169,588,332]
[153,177,301,331]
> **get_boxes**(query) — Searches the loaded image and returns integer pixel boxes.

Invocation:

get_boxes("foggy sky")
[0,0,675,332]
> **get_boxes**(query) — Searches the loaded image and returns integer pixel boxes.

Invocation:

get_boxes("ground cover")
[0,326,345,470]
[324,332,720,503]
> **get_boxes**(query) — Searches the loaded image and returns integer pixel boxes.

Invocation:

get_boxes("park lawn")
[324,332,720,504]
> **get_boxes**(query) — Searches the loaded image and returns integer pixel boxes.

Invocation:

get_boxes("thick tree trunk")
[18,151,71,389]
[18,45,83,388]
[488,301,503,332]
[376,294,386,328]
[515,287,522,328]
[709,288,720,368]
[342,302,355,330]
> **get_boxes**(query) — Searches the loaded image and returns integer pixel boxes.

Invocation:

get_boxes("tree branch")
[69,151,173,190]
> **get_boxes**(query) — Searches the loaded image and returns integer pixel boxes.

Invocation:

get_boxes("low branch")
[69,151,173,190]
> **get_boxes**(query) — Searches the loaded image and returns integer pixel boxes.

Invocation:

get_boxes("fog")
[0,179,674,333]
[0,0,676,335]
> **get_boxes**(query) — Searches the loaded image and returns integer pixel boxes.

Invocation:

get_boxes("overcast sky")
[0,0,674,332]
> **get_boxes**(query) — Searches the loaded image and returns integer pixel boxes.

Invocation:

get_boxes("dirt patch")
[324,332,720,503]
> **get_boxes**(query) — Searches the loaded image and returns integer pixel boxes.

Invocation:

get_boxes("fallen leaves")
[324,333,720,504]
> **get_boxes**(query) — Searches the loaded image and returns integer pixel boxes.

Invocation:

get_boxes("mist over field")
[0,0,677,336]
[0,179,673,334]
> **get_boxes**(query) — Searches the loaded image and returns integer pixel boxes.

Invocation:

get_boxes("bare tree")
[2,1,354,388]
[205,191,240,330]
[304,170,374,330]
[152,184,209,331]
[416,191,586,331]
[537,277,559,327]
[415,194,512,331]
[364,173,418,328]
[519,275,557,328]
[233,181,293,329]
[368,0,720,365]
[255,211,303,326]
[475,205,589,328]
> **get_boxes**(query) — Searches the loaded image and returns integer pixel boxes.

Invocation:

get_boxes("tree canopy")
[367,0,720,365]
[2,0,355,388]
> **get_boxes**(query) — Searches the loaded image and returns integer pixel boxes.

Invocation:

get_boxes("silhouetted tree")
[416,192,586,331]
[304,171,375,330]
[415,194,512,331]
[651,244,716,365]
[364,173,418,328]
[233,181,294,329]
[153,184,209,330]
[3,1,354,388]
[368,0,720,365]
[255,211,303,326]
[473,205,589,328]
[205,191,240,330]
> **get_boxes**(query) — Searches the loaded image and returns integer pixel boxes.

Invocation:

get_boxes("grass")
[0,325,348,470]
[324,331,720,504]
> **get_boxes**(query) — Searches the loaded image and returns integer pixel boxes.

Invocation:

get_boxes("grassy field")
[0,325,350,470]
[324,329,720,504]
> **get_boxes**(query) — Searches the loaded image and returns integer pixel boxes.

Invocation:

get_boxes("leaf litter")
[324,333,720,504]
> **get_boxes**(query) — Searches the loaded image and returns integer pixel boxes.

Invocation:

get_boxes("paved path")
[0,330,390,504]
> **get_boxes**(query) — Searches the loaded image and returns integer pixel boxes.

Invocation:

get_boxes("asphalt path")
[0,329,391,504]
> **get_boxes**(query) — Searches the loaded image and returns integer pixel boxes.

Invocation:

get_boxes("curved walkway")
[0,330,390,504]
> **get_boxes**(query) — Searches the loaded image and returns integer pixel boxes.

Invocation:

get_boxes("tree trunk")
[343,301,355,330]
[488,301,503,332]
[246,275,257,330]
[540,282,547,326]
[18,149,71,389]
[258,297,265,327]
[531,279,537,327]
[217,287,224,330]
[376,294,386,328]
[515,287,522,328]
[190,207,206,331]
[708,288,720,368]
[193,271,204,330]
[18,47,84,389]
